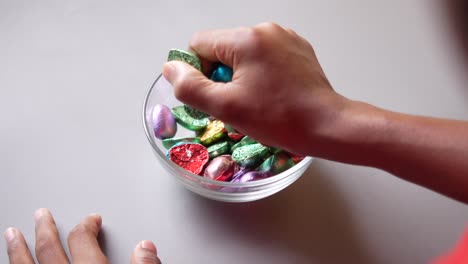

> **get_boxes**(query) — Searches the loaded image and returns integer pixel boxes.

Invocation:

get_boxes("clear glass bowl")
[142,74,314,202]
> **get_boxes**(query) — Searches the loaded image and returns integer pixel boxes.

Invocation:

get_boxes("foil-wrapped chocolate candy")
[230,166,250,181]
[203,155,235,181]
[207,141,230,159]
[168,143,209,175]
[184,104,209,119]
[287,152,306,164]
[200,120,226,145]
[210,63,233,83]
[230,136,257,152]
[162,137,201,149]
[167,49,202,71]
[168,49,209,119]
[231,171,271,183]
[232,143,270,168]
[171,105,209,131]
[258,152,295,174]
[269,147,283,154]
[224,124,244,141]
[151,104,177,140]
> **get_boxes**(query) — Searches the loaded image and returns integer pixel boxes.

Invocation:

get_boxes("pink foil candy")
[203,155,235,181]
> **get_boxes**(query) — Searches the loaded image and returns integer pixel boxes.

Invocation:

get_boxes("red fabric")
[433,229,468,264]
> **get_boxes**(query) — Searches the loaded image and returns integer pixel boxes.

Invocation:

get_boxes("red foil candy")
[225,124,244,141]
[169,143,209,175]
[228,132,244,141]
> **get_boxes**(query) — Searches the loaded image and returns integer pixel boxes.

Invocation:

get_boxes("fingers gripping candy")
[167,49,202,71]
[153,49,305,183]
[167,49,207,119]
[210,63,233,83]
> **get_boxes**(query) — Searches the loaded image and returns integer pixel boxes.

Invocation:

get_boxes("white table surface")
[1,0,467,263]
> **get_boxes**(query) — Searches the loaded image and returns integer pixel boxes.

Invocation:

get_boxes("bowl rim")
[142,73,314,188]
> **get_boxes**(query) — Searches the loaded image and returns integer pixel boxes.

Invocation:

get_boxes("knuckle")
[68,223,88,241]
[238,27,264,54]
[256,22,282,32]
[244,26,262,45]
[135,250,158,264]
[35,235,59,258]
[213,91,238,121]
[189,31,202,49]
[6,237,21,255]
[244,23,283,52]
[173,77,192,102]
[286,28,298,36]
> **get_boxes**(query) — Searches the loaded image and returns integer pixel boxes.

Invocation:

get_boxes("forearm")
[311,100,468,203]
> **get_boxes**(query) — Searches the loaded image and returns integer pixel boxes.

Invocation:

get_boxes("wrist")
[306,96,390,166]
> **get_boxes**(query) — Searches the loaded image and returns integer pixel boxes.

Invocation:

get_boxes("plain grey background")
[1,0,467,263]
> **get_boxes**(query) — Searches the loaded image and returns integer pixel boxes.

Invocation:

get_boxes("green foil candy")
[232,143,270,168]
[167,49,202,71]
[183,105,209,119]
[207,141,230,159]
[230,136,257,152]
[162,137,201,149]
[171,106,209,131]
[167,49,207,119]
[257,152,295,174]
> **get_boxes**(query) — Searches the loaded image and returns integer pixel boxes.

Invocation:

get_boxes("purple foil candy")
[152,104,177,139]
[231,166,250,181]
[231,171,270,183]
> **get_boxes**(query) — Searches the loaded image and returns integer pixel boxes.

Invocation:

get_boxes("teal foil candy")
[210,64,233,82]
[171,106,209,131]
[258,152,295,174]
[162,137,201,149]
[232,143,270,168]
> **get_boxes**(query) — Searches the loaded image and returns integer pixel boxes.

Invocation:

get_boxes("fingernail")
[90,213,102,228]
[4,228,16,243]
[140,240,157,254]
[34,208,48,223]
[163,63,176,82]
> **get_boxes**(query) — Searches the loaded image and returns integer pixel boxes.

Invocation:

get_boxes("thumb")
[162,61,234,119]
[131,240,161,264]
